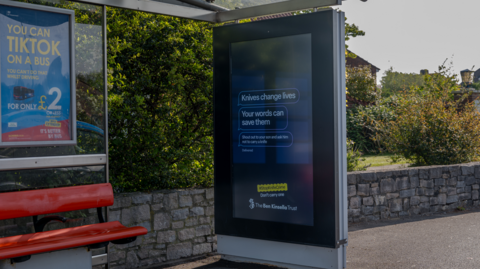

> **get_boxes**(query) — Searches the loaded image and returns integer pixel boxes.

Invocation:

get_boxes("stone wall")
[8,164,480,268]
[347,163,480,222]
[109,163,480,268]
[108,188,215,269]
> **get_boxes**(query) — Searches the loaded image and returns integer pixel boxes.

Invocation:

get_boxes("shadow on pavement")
[193,260,285,269]
[154,255,286,269]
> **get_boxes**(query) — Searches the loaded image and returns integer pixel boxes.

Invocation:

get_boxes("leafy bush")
[107,8,214,192]
[347,139,369,172]
[347,99,396,153]
[375,66,480,166]
[471,81,480,91]
[380,67,424,98]
[346,65,379,103]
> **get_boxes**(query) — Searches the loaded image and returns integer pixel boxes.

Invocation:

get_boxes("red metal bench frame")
[0,183,147,262]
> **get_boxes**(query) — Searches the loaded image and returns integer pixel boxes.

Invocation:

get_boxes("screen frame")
[214,9,346,248]
[0,0,77,148]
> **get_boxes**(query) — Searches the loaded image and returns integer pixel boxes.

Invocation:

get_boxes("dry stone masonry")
[347,163,480,222]
[106,163,480,268]
[8,165,480,268]
[107,188,215,269]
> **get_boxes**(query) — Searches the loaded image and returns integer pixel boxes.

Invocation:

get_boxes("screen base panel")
[218,235,346,269]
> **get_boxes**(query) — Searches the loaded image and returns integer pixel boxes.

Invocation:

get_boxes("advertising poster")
[0,5,72,144]
[231,34,314,226]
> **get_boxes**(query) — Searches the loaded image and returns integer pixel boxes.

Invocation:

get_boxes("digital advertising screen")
[231,34,313,226]
[214,10,344,248]
[0,4,74,146]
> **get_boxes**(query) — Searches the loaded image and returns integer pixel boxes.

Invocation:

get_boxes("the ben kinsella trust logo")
[249,198,255,209]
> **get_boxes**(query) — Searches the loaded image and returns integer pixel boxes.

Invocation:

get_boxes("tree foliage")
[107,8,214,192]
[347,99,395,153]
[375,66,480,166]
[347,139,369,172]
[471,81,480,91]
[380,67,424,98]
[346,65,378,103]
[344,18,365,58]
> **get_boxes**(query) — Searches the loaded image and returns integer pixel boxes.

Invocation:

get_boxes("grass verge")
[360,153,409,168]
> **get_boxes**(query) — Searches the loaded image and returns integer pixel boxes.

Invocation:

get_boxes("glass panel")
[0,1,107,239]
[215,0,288,9]
[0,0,105,158]
[0,165,105,193]
[0,209,102,238]
[0,165,105,238]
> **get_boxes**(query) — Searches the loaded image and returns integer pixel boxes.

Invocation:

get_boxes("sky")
[338,0,480,83]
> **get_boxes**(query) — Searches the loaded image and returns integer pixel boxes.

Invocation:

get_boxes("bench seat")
[0,221,147,260]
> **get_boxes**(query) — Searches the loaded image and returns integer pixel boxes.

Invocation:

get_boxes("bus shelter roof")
[75,0,342,22]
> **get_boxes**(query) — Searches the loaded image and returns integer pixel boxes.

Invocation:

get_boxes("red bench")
[0,183,147,263]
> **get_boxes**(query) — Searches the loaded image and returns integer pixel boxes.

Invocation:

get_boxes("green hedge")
[376,67,480,166]
[107,8,214,192]
[347,101,395,153]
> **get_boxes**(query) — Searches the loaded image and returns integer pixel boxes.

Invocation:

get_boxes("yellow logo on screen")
[45,119,61,128]
[257,183,288,192]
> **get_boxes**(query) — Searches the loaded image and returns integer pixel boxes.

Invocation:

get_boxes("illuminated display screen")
[231,34,313,226]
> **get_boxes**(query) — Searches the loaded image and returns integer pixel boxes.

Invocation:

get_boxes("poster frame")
[213,9,346,250]
[0,0,76,148]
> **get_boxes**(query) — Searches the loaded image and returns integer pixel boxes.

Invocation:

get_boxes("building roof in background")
[346,50,380,73]
[474,68,480,82]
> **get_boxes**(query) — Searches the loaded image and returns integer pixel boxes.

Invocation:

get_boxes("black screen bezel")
[214,10,338,248]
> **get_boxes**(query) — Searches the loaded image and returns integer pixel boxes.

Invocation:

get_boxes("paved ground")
[155,255,286,269]
[347,209,480,268]
[154,209,480,269]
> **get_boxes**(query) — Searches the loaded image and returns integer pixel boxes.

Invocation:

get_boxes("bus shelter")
[0,0,347,268]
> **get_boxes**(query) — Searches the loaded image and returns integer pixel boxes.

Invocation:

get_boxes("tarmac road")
[347,209,480,269]
[155,209,480,269]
